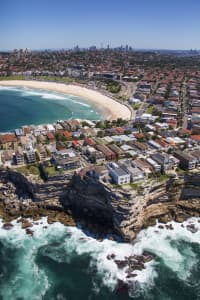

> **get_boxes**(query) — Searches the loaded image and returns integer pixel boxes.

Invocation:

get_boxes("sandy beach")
[0,80,132,121]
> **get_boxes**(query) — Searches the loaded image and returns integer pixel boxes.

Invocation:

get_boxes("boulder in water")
[21,219,33,229]
[2,223,13,230]
[186,224,198,233]
[26,228,34,236]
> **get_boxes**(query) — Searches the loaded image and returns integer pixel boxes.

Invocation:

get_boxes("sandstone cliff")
[1,167,200,241]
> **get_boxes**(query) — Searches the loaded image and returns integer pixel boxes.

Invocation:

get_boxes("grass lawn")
[15,164,41,177]
[132,103,141,110]
[0,75,25,81]
[45,166,60,176]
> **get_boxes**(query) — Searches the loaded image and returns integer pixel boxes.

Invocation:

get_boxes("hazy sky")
[1,0,200,50]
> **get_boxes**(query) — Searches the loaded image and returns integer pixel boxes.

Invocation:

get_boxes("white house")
[107,162,130,185]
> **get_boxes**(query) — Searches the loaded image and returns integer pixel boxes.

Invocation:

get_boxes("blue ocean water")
[0,217,200,300]
[0,86,102,132]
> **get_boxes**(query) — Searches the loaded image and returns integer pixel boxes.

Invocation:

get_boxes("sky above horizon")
[1,0,200,51]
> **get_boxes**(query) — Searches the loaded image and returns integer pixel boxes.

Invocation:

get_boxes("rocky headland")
[1,168,200,241]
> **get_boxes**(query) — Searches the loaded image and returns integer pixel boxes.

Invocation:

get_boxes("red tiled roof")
[84,138,96,146]
[47,132,55,140]
[72,140,80,147]
[0,134,17,144]
[134,133,145,139]
[191,135,200,142]
[63,131,72,139]
[155,139,169,147]
[115,127,124,134]
[178,129,192,135]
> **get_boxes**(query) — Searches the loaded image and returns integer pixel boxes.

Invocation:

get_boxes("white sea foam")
[20,89,67,100]
[68,99,91,108]
[0,85,92,105]
[0,217,200,298]
[0,86,23,92]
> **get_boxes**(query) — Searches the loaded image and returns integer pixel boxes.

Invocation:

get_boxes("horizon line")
[0,47,200,52]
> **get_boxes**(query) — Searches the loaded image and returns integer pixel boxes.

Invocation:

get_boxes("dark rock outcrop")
[1,167,200,241]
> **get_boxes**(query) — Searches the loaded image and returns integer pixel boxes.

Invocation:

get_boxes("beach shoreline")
[0,80,132,121]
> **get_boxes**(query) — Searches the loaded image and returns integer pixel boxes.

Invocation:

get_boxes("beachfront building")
[53,156,81,171]
[173,151,197,170]
[120,160,145,182]
[25,145,36,164]
[0,134,18,150]
[15,147,25,165]
[36,144,47,161]
[189,150,200,166]
[150,153,172,172]
[146,158,161,172]
[133,159,153,175]
[107,162,130,185]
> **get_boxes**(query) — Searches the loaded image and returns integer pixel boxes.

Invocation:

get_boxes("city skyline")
[1,0,200,51]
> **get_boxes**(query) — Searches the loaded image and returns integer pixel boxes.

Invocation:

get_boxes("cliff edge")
[1,168,200,241]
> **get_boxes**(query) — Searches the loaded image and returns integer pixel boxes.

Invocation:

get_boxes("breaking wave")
[0,86,92,107]
[0,217,200,299]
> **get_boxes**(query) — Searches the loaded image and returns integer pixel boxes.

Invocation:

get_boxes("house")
[190,135,200,145]
[154,139,170,151]
[47,132,55,142]
[115,127,124,134]
[132,141,148,152]
[84,137,96,146]
[53,156,81,171]
[63,131,72,139]
[36,144,47,161]
[15,128,24,137]
[169,155,180,169]
[80,165,108,181]
[55,149,76,158]
[0,134,18,150]
[150,153,172,172]
[173,150,197,170]
[84,146,96,156]
[1,150,13,166]
[96,144,116,160]
[136,113,158,124]
[68,120,80,131]
[34,125,47,136]
[54,123,64,132]
[108,144,126,159]
[72,140,81,149]
[107,162,130,185]
[147,140,162,150]
[46,124,55,132]
[133,159,153,175]
[15,147,24,165]
[25,145,36,164]
[120,160,145,182]
[146,158,161,172]
[165,137,186,147]
[73,131,82,139]
[189,150,200,166]
[93,151,106,164]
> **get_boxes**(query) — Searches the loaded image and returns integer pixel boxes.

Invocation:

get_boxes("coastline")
[0,80,132,121]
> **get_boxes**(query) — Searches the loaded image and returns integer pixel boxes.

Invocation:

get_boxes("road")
[180,82,188,129]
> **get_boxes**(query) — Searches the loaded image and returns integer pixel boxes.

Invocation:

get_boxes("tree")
[97,131,104,138]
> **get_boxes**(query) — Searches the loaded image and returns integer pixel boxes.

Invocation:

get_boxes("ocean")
[0,217,200,300]
[0,86,199,299]
[0,86,102,132]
